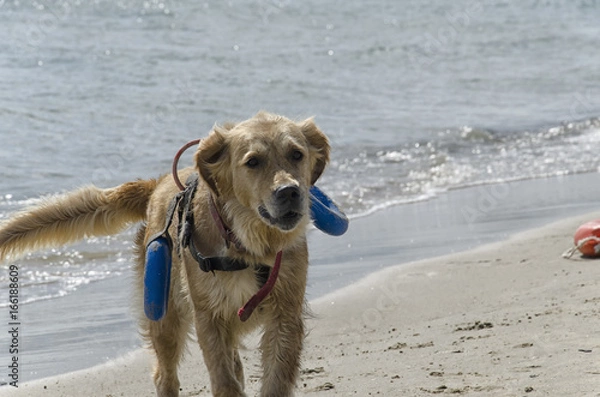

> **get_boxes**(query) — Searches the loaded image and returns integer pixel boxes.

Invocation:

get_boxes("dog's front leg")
[259,312,304,397]
[195,314,247,397]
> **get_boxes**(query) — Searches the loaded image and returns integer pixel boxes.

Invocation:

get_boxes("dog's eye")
[246,157,259,168]
[291,150,304,162]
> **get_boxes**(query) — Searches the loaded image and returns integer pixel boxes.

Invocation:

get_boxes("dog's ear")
[195,125,231,196]
[300,117,330,185]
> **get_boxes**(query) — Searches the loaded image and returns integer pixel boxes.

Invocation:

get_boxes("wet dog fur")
[0,112,330,397]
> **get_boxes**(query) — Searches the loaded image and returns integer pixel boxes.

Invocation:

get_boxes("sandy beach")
[5,209,600,396]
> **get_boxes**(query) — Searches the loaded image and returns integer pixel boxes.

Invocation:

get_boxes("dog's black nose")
[274,185,301,206]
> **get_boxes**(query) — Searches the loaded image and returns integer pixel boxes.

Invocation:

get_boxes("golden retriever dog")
[0,111,330,397]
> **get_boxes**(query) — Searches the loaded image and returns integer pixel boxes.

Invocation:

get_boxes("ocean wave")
[325,116,600,216]
[0,264,124,308]
[0,240,130,308]
[0,195,42,208]
[0,271,124,308]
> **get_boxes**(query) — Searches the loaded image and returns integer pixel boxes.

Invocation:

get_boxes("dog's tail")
[0,179,158,261]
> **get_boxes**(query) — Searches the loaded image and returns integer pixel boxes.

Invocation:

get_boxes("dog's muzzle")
[259,185,304,231]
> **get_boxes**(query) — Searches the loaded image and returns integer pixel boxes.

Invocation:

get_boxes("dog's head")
[195,112,330,233]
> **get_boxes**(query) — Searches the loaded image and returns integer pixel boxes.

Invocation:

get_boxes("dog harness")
[148,173,280,321]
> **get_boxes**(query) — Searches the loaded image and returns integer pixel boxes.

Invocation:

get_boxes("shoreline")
[306,172,600,298]
[4,209,600,395]
[3,172,600,387]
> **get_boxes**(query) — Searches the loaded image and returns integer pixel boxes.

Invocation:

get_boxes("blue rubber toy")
[144,236,172,321]
[309,186,349,236]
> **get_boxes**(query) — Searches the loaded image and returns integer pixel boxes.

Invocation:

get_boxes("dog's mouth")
[258,206,303,231]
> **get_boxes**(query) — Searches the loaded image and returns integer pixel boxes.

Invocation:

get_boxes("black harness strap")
[188,241,250,273]
[146,189,184,252]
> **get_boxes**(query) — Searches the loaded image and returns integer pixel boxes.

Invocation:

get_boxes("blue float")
[309,186,349,236]
[143,236,172,321]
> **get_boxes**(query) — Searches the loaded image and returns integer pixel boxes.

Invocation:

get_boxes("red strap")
[238,250,282,322]
[208,194,230,246]
[209,195,244,251]
[172,139,201,191]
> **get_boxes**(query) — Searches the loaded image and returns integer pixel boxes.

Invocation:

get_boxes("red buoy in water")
[573,220,600,257]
